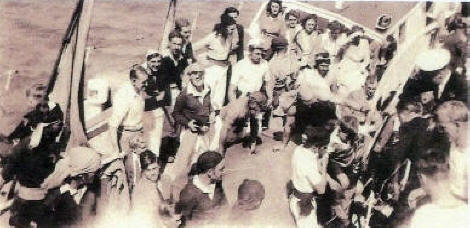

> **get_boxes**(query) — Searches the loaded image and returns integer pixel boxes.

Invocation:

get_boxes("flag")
[47,0,95,152]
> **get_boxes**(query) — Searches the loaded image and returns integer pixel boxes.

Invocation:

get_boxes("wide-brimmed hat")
[415,48,450,71]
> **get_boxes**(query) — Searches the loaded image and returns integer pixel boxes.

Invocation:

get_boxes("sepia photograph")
[0,0,468,227]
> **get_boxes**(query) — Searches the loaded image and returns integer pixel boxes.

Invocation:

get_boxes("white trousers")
[147,108,164,157]
[289,195,319,228]
[160,128,211,201]
[204,64,228,110]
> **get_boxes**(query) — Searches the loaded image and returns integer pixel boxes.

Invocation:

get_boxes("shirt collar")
[169,52,183,65]
[193,175,216,200]
[186,82,209,98]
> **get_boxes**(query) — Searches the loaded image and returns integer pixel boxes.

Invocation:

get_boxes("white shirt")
[109,82,144,129]
[193,175,216,200]
[291,145,323,193]
[437,71,451,99]
[296,69,333,102]
[319,31,348,58]
[231,58,270,94]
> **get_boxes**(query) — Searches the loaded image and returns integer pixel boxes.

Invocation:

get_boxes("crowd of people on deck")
[0,0,468,227]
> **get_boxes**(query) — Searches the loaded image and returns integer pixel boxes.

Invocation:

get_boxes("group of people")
[0,0,468,227]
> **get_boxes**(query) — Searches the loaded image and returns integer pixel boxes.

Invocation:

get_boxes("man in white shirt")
[288,126,332,228]
[109,65,146,193]
[229,39,272,103]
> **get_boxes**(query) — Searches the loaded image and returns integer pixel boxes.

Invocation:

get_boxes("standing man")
[160,63,213,202]
[109,65,147,193]
[142,49,171,159]
[174,18,195,64]
[160,31,189,107]
[229,39,272,103]
[288,126,331,228]
[229,39,273,140]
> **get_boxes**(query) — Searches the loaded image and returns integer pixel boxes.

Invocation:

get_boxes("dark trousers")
[10,198,51,228]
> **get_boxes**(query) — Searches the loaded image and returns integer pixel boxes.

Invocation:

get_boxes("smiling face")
[305,18,316,34]
[147,55,162,72]
[270,2,280,16]
[189,70,205,88]
[286,15,297,28]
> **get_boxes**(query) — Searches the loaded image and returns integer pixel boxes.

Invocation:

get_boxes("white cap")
[248,38,266,50]
[415,48,450,71]
[146,49,161,59]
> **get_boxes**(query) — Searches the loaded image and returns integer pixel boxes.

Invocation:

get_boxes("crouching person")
[41,147,101,227]
[217,91,267,154]
[288,126,331,228]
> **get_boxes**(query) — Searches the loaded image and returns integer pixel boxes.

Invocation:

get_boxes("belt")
[207,57,228,66]
[118,126,143,132]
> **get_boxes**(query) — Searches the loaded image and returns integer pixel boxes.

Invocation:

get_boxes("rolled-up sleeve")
[109,89,129,128]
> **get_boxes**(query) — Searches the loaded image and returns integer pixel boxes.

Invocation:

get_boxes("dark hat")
[376,14,392,30]
[189,151,223,176]
[271,36,289,50]
[235,179,265,210]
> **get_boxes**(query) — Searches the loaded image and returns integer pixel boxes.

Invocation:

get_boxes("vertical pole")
[67,0,95,150]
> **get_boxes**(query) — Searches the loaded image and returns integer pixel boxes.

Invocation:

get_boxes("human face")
[144,163,160,182]
[287,15,297,28]
[169,37,183,56]
[226,24,236,35]
[227,12,239,22]
[180,26,192,40]
[209,160,225,183]
[330,28,341,40]
[131,73,146,93]
[147,55,162,72]
[249,48,263,64]
[270,2,280,16]
[189,70,205,88]
[318,63,329,75]
[365,82,377,99]
[305,19,316,34]
[27,93,46,109]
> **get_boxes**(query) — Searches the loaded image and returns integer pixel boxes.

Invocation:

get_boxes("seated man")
[176,151,227,227]
[217,91,267,154]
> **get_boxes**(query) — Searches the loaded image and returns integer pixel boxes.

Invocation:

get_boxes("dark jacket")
[159,55,189,91]
[144,72,171,111]
[172,88,212,128]
[176,180,227,225]
[400,72,467,105]
[233,24,245,61]
[7,103,63,142]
